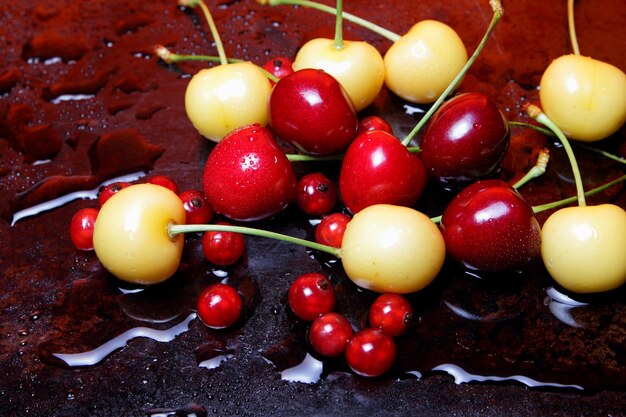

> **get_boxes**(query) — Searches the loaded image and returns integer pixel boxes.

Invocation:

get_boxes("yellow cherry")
[383,20,468,104]
[340,204,446,294]
[184,62,272,142]
[541,204,626,293]
[293,38,385,111]
[93,184,186,285]
[539,54,626,142]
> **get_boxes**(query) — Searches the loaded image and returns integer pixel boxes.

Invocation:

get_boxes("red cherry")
[262,56,294,83]
[440,179,542,272]
[308,312,353,357]
[203,124,297,221]
[146,175,179,194]
[197,283,243,329]
[357,115,393,135]
[314,212,350,248]
[288,273,336,321]
[179,189,213,224]
[98,181,130,207]
[69,207,99,250]
[345,328,396,377]
[368,293,413,337]
[339,130,427,214]
[201,222,246,266]
[296,172,338,216]
[420,92,510,184]
[268,68,358,155]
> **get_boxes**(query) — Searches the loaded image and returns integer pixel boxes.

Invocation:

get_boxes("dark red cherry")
[439,179,542,272]
[203,124,296,221]
[357,115,392,136]
[288,273,336,321]
[98,181,130,207]
[345,328,396,377]
[368,293,413,337]
[197,283,243,329]
[339,130,427,214]
[69,207,99,250]
[147,175,179,194]
[308,312,354,357]
[262,56,294,83]
[296,172,338,216]
[420,92,510,184]
[314,212,350,248]
[201,222,246,266]
[268,68,358,155]
[179,189,213,224]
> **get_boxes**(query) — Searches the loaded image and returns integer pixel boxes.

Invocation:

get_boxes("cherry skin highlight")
[308,312,354,357]
[345,328,396,377]
[147,175,179,194]
[197,283,243,329]
[368,293,413,337]
[179,189,213,225]
[315,212,351,248]
[98,181,130,207]
[69,207,99,251]
[288,273,336,321]
[201,222,246,266]
[296,172,338,216]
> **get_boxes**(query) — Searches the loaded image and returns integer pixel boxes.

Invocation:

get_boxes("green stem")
[183,0,228,65]
[168,223,342,257]
[512,148,550,189]
[508,120,555,137]
[286,153,344,162]
[567,0,581,55]
[532,174,626,213]
[334,0,344,49]
[263,0,400,42]
[526,104,586,206]
[401,0,504,146]
[575,143,626,166]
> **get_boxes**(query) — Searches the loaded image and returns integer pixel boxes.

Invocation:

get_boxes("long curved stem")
[181,0,228,65]
[334,0,344,49]
[567,0,581,55]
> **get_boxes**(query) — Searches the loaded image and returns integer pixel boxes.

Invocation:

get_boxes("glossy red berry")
[263,56,294,83]
[288,273,336,321]
[69,207,99,250]
[179,189,213,224]
[197,283,243,329]
[357,115,393,135]
[314,213,351,248]
[368,293,413,337]
[201,222,246,266]
[98,181,130,207]
[308,312,354,357]
[345,328,396,377]
[296,172,338,216]
[147,175,179,194]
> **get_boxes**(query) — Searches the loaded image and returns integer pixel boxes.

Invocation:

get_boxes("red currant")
[308,312,353,357]
[345,328,396,377]
[201,222,246,266]
[288,273,336,321]
[197,283,243,329]
[146,175,179,194]
[98,181,130,207]
[356,115,393,136]
[368,293,413,337]
[179,189,213,224]
[296,172,338,216]
[69,207,99,250]
[315,213,351,248]
[263,56,294,83]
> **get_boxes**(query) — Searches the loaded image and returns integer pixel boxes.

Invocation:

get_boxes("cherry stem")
[575,144,626,166]
[508,120,554,137]
[526,104,587,207]
[567,0,581,55]
[181,0,228,65]
[260,0,400,42]
[512,148,550,189]
[168,223,342,257]
[334,0,344,49]
[401,0,504,147]
[532,174,626,214]
[285,146,421,162]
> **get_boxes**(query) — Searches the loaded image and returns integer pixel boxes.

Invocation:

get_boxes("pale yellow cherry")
[93,184,186,285]
[541,204,626,293]
[293,38,385,111]
[340,204,446,294]
[539,54,626,142]
[383,20,468,104]
[184,61,272,142]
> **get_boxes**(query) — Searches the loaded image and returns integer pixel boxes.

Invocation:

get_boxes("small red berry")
[288,273,335,321]
[98,181,130,206]
[70,207,99,250]
[356,115,393,136]
[345,328,396,377]
[197,283,243,329]
[368,293,413,337]
[308,312,353,357]
[201,222,246,266]
[296,172,338,216]
[263,56,294,83]
[315,213,350,248]
[179,189,213,224]
[146,175,179,194]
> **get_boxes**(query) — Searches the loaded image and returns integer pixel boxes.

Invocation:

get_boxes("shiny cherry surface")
[345,328,396,377]
[69,207,99,251]
[315,212,351,248]
[197,283,243,329]
[98,181,130,207]
[308,312,354,357]
[201,222,246,266]
[357,115,393,136]
[296,172,338,216]
[368,293,413,337]
[288,273,336,321]
[262,56,294,82]
[179,189,213,225]
[147,175,179,194]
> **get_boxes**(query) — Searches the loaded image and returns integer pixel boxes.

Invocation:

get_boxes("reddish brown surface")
[1,0,625,415]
